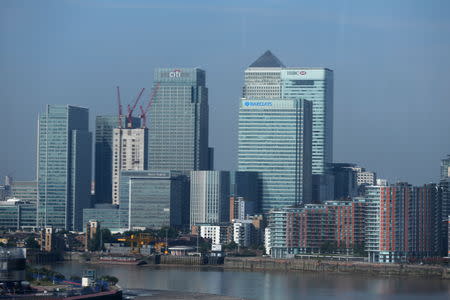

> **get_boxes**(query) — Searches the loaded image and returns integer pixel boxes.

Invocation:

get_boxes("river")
[46,261,450,300]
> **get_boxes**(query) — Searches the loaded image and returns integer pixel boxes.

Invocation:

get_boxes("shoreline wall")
[224,257,450,279]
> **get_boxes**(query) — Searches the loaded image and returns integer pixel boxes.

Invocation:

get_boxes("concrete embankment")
[224,257,450,279]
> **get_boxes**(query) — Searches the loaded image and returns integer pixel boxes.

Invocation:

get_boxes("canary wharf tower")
[239,51,334,206]
[148,68,210,171]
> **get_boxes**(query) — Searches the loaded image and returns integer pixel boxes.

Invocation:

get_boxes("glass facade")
[148,68,209,171]
[37,105,92,231]
[281,69,333,176]
[120,170,189,230]
[190,171,230,227]
[94,116,140,203]
[238,99,312,211]
[11,181,37,204]
[0,202,36,231]
[83,204,128,233]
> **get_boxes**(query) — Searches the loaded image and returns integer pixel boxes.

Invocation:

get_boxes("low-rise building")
[199,224,231,245]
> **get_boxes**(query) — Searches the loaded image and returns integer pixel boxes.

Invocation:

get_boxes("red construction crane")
[139,83,160,128]
[126,88,145,128]
[116,86,123,128]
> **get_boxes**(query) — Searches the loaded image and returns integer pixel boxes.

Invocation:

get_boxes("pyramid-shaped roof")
[249,50,285,68]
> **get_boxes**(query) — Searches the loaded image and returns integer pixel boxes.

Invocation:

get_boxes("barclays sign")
[244,101,273,107]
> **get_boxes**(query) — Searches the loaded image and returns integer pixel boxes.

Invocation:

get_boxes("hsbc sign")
[298,71,307,75]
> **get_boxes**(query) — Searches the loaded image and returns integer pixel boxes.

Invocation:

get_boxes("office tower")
[331,163,358,199]
[37,105,92,231]
[0,198,36,231]
[229,171,259,220]
[11,181,37,204]
[441,155,450,180]
[242,51,334,203]
[83,204,128,233]
[95,115,140,203]
[238,98,312,211]
[438,178,450,255]
[111,128,148,205]
[148,68,210,171]
[352,166,377,186]
[120,170,189,230]
[190,171,230,227]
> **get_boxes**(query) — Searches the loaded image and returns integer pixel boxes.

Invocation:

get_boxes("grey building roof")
[249,50,285,68]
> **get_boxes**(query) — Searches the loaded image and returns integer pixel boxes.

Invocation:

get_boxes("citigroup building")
[238,98,312,211]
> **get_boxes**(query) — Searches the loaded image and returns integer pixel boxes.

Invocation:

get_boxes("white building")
[112,128,148,205]
[264,227,271,255]
[232,219,254,247]
[190,171,230,227]
[351,166,377,186]
[200,224,230,245]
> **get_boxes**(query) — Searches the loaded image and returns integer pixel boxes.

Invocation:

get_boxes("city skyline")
[1,0,450,186]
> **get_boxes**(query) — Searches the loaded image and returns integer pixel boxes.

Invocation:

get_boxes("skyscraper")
[94,115,140,203]
[238,98,312,211]
[242,51,334,202]
[190,171,230,227]
[441,155,450,180]
[112,128,148,205]
[148,68,210,171]
[37,105,92,231]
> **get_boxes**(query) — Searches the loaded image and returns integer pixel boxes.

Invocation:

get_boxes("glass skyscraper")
[94,116,140,203]
[242,51,334,203]
[148,68,210,171]
[238,98,312,211]
[37,105,92,231]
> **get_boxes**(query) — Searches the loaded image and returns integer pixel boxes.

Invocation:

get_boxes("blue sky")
[1,0,450,185]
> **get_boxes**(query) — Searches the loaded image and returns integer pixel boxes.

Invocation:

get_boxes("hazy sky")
[1,0,450,185]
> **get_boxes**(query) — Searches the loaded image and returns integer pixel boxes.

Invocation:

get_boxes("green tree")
[25,236,39,249]
[320,241,337,254]
[100,275,119,285]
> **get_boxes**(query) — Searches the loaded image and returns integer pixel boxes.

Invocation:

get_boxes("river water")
[46,261,450,300]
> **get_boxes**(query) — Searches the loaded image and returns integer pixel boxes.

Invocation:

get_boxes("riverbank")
[224,257,450,279]
[124,289,248,300]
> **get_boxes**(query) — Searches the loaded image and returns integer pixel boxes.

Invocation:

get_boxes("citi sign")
[169,69,182,77]
[244,101,273,107]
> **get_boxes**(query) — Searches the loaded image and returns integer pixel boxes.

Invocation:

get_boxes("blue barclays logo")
[244,101,273,107]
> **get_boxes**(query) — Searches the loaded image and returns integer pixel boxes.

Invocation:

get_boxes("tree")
[25,236,39,249]
[320,241,337,254]
[100,275,119,285]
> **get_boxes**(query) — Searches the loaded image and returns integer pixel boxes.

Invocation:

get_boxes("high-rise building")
[11,181,37,204]
[242,51,334,203]
[120,170,189,230]
[190,171,230,227]
[111,128,148,205]
[149,68,210,171]
[94,115,140,203]
[37,105,92,231]
[441,155,450,180]
[238,98,312,211]
[331,163,358,200]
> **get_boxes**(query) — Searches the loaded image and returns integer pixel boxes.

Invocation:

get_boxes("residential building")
[37,105,92,231]
[190,171,230,227]
[95,115,140,203]
[120,170,189,230]
[233,219,254,247]
[148,68,210,171]
[199,224,231,245]
[267,207,303,258]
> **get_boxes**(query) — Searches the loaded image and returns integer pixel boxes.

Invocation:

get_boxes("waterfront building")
[111,128,148,205]
[232,219,254,247]
[331,163,358,200]
[238,98,312,210]
[0,198,36,231]
[366,183,441,263]
[37,105,92,231]
[438,178,450,256]
[120,170,189,230]
[267,207,303,258]
[148,68,210,171]
[190,171,230,227]
[199,224,231,245]
[95,115,140,203]
[11,181,37,204]
[264,227,271,255]
[82,204,128,233]
[441,155,450,180]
